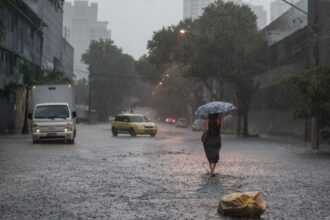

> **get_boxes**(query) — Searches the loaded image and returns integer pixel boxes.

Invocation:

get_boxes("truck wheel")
[112,128,118,137]
[68,138,75,144]
[129,128,136,137]
[33,140,38,144]
[150,133,156,137]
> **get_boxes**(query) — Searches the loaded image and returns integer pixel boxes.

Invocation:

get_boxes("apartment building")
[63,0,111,79]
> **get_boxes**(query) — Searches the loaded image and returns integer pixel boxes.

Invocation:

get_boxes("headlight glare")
[64,123,73,131]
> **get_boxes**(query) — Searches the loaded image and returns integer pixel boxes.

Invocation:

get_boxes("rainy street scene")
[0,123,329,219]
[1,0,330,219]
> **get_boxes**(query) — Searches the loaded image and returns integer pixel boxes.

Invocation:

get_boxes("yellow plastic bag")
[218,191,266,218]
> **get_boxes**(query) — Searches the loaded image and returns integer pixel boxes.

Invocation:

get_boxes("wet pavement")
[0,123,330,219]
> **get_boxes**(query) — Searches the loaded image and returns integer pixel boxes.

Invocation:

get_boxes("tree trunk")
[236,112,241,136]
[311,116,320,150]
[242,111,249,137]
[22,87,29,134]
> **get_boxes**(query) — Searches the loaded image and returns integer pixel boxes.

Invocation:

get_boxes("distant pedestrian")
[201,113,223,177]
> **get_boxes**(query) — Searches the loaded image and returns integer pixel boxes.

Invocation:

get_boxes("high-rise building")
[183,0,266,29]
[249,5,267,30]
[270,0,300,22]
[183,0,215,19]
[63,0,111,79]
[183,0,246,20]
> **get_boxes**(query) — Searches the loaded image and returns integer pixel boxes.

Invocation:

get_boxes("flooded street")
[0,124,330,219]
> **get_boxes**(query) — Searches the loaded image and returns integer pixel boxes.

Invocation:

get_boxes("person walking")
[201,113,224,177]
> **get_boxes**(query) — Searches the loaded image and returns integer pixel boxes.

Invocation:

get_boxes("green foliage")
[290,66,330,129]
[20,63,71,86]
[147,19,194,68]
[82,39,141,121]
[135,55,160,84]
[145,0,267,136]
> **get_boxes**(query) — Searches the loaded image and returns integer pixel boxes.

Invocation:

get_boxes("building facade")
[250,0,330,138]
[0,0,74,133]
[270,0,300,22]
[23,0,74,78]
[63,0,111,79]
[249,5,267,30]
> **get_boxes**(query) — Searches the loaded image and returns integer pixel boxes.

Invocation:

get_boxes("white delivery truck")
[29,84,77,143]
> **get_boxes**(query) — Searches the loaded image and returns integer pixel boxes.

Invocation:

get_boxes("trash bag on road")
[218,191,266,218]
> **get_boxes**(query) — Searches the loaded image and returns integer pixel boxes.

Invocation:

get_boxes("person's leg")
[210,163,216,176]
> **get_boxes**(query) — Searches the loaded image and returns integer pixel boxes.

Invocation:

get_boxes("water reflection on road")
[0,123,329,219]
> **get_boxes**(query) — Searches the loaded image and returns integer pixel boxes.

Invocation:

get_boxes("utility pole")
[88,67,92,124]
[310,0,320,150]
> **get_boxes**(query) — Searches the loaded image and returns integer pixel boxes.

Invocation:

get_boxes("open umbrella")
[195,101,236,116]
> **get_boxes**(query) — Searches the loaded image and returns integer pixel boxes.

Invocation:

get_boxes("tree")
[290,66,330,149]
[183,1,267,136]
[82,40,140,121]
[135,55,161,84]
[145,19,201,119]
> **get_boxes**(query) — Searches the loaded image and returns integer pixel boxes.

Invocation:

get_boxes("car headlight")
[32,124,40,133]
[64,123,73,132]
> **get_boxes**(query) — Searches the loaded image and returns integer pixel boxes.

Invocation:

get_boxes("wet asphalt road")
[0,123,330,220]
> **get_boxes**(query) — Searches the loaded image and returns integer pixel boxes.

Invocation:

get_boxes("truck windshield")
[34,105,70,119]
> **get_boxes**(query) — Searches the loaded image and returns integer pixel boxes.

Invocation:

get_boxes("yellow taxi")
[111,114,157,137]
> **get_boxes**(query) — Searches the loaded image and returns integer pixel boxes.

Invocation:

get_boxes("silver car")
[192,119,205,131]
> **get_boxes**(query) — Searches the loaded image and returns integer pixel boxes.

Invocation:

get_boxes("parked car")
[111,114,157,137]
[176,118,188,128]
[192,119,205,131]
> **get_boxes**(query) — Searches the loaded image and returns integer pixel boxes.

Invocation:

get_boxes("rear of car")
[176,118,188,128]
[112,114,157,137]
[192,119,205,131]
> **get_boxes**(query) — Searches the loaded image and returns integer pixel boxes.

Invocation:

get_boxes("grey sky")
[69,0,273,59]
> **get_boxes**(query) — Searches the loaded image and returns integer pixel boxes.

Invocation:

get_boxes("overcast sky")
[67,0,273,60]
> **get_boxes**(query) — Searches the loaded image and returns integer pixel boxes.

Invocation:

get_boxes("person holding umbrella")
[196,101,236,177]
[202,113,223,177]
